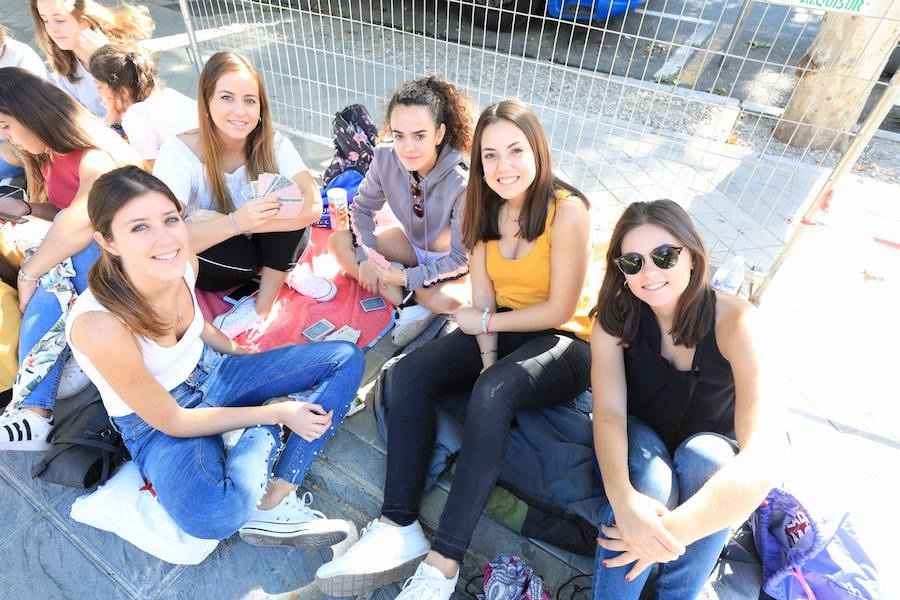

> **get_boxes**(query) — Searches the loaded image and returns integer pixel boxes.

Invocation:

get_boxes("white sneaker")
[213,296,263,338]
[56,355,91,400]
[0,407,53,452]
[391,304,437,347]
[396,561,458,600]
[287,266,337,302]
[239,491,350,548]
[315,518,430,597]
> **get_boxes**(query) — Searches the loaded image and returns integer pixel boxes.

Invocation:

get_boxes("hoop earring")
[623,280,628,288]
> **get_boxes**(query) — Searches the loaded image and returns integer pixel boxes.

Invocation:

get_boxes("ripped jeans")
[592,417,738,600]
[382,328,591,563]
[111,342,364,540]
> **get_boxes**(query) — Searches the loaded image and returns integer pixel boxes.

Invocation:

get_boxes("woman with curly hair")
[327,76,475,345]
[316,100,594,599]
[29,0,154,118]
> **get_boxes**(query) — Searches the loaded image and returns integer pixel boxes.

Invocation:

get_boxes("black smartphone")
[223,278,260,305]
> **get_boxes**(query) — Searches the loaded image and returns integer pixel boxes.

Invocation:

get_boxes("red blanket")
[196,227,393,352]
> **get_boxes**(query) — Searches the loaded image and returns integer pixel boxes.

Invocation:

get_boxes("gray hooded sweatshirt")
[351,143,470,290]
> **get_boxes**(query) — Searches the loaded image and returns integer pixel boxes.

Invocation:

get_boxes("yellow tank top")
[485,192,594,341]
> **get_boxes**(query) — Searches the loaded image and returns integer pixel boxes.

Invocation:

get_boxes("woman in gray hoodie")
[327,77,474,345]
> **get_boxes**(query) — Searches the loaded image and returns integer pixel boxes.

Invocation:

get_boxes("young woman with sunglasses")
[327,76,474,346]
[153,52,331,338]
[66,166,364,546]
[0,67,142,452]
[315,100,594,600]
[590,199,780,599]
[29,0,154,119]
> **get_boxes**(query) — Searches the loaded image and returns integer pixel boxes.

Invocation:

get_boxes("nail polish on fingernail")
[602,561,608,567]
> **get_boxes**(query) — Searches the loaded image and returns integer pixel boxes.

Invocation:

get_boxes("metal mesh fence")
[177,0,899,299]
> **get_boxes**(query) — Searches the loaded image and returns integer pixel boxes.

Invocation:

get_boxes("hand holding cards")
[242,173,304,220]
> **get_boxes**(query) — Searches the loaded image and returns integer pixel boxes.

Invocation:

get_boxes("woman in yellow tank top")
[312,100,593,598]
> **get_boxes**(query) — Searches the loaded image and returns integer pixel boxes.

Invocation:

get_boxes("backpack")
[314,104,378,228]
[31,384,129,488]
[322,103,378,185]
[473,553,551,600]
[750,488,882,600]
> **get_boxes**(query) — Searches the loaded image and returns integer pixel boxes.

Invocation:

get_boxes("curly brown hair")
[385,76,475,154]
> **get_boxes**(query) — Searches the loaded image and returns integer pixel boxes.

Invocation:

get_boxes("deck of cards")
[242,172,304,219]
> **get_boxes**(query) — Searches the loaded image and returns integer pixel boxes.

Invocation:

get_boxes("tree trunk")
[773,2,900,151]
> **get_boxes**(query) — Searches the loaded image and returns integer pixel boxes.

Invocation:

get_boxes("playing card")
[324,325,361,343]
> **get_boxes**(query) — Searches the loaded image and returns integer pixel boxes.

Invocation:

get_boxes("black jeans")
[196,227,310,291]
[381,327,591,563]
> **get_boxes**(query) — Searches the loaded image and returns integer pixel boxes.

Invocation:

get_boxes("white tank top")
[65,263,205,417]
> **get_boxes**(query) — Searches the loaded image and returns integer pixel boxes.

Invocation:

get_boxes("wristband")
[17,269,39,283]
[480,350,498,356]
[228,212,243,234]
[481,307,490,335]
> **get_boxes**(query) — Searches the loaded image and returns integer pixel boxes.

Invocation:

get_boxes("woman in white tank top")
[65,166,364,546]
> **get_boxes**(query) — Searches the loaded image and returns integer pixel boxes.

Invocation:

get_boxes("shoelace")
[401,570,447,597]
[289,491,326,521]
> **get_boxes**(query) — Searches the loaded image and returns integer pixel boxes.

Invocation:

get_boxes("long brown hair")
[89,43,158,105]
[88,166,181,339]
[385,76,475,154]
[591,199,715,348]
[197,52,277,214]
[0,67,143,203]
[461,99,587,250]
[29,0,154,83]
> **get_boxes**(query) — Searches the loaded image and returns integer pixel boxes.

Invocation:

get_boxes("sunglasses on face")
[410,182,424,218]
[614,244,685,276]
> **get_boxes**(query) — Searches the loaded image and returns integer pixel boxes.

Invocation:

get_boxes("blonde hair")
[197,52,277,214]
[0,67,144,203]
[29,0,154,83]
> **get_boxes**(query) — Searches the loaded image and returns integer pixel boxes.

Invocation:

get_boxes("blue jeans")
[111,341,364,540]
[592,417,738,600]
[18,241,100,410]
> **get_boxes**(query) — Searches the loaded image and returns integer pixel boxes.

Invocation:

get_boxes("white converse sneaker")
[396,561,458,600]
[286,266,337,302]
[315,518,430,597]
[391,304,437,347]
[56,355,91,400]
[239,491,350,548]
[0,407,53,452]
[213,296,263,338]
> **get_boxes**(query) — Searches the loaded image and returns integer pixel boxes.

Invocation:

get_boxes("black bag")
[31,384,129,488]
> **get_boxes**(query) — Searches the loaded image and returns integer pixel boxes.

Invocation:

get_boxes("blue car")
[547,0,644,19]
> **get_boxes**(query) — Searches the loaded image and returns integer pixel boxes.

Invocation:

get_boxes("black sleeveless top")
[624,296,736,453]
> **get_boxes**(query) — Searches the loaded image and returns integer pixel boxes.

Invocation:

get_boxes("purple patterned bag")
[475,553,551,600]
[750,488,881,600]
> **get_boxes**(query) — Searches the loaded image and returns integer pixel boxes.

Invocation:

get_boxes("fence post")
[750,68,900,304]
[176,0,203,76]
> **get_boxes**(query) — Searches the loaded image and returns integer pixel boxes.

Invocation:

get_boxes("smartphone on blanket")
[223,278,260,305]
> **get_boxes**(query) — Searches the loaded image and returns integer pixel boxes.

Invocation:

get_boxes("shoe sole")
[315,553,427,597]
[239,528,348,549]
[0,440,50,452]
